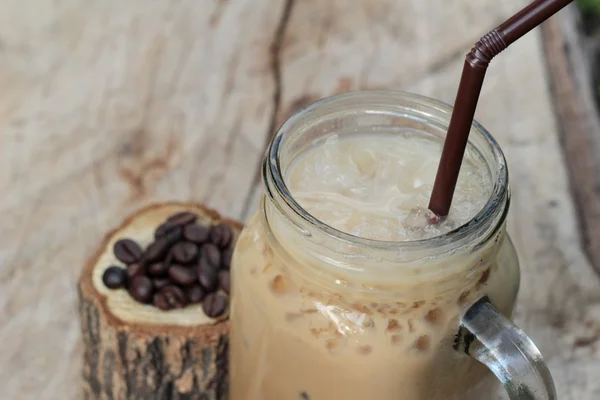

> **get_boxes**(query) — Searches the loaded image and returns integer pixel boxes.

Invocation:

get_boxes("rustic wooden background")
[1,0,599,398]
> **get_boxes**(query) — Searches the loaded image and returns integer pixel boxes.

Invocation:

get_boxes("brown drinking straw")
[428,0,573,217]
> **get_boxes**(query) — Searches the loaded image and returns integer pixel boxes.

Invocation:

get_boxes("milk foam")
[286,130,491,241]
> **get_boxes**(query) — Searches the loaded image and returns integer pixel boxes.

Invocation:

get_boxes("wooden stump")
[78,203,242,400]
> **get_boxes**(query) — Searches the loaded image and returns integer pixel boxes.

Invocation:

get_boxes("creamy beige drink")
[230,128,519,400]
[286,132,489,241]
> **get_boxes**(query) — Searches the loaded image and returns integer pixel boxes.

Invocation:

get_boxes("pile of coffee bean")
[101,211,234,318]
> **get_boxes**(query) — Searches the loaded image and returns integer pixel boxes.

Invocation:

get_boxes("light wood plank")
[542,5,600,276]
[0,0,283,398]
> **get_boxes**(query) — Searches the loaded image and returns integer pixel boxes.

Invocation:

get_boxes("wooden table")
[1,0,599,398]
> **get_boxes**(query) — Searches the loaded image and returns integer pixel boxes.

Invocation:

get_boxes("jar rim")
[264,90,509,251]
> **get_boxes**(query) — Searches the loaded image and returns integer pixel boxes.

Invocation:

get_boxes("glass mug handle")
[455,297,557,399]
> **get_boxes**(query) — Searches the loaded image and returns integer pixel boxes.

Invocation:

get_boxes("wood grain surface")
[1,0,599,399]
[542,5,600,277]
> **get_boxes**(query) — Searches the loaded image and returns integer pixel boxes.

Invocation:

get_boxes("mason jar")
[229,91,555,400]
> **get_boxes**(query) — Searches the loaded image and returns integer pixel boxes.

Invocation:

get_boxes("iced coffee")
[230,93,520,400]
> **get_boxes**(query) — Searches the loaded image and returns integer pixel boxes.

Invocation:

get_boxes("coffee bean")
[127,263,146,280]
[172,242,198,264]
[185,285,205,304]
[113,239,143,264]
[222,246,234,270]
[167,211,197,226]
[168,265,197,286]
[210,223,233,248]
[218,270,230,294]
[202,243,221,268]
[153,292,171,310]
[162,285,187,308]
[163,249,175,267]
[148,262,168,277]
[153,278,171,291]
[197,258,219,292]
[102,266,127,289]
[184,224,210,244]
[144,238,169,262]
[129,276,154,303]
[164,226,184,245]
[202,293,228,318]
[155,221,178,239]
